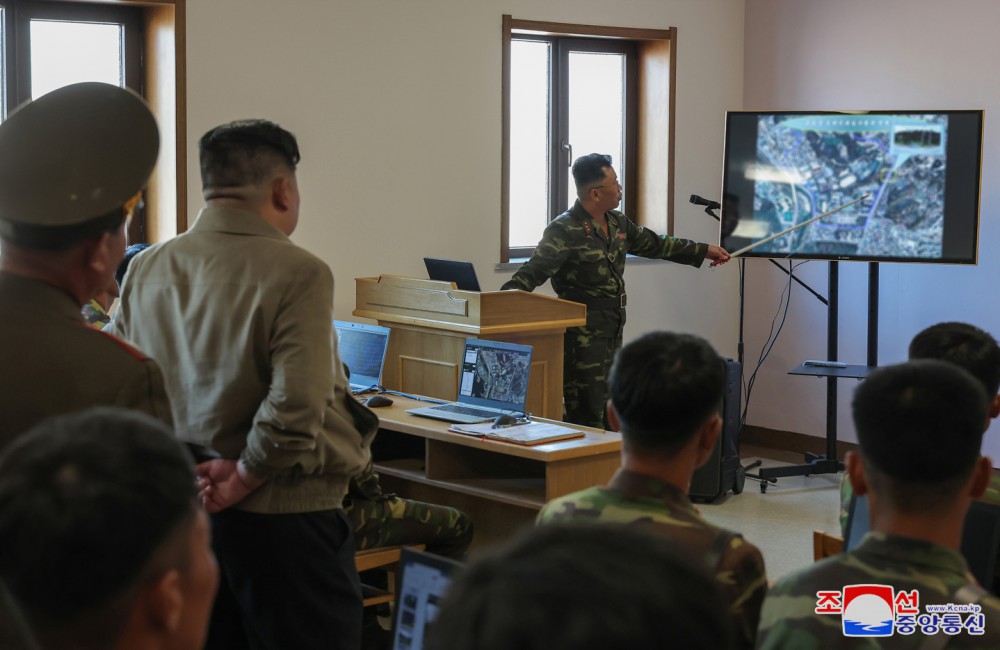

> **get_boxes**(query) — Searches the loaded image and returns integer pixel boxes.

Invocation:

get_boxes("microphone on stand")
[689,194,721,210]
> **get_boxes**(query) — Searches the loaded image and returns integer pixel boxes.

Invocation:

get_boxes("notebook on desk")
[406,338,532,424]
[334,320,391,394]
[391,548,464,650]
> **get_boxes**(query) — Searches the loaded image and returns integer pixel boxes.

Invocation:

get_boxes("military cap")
[0,82,159,249]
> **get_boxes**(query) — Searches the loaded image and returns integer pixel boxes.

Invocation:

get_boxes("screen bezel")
[720,109,983,265]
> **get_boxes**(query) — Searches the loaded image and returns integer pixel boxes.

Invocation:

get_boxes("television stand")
[747,262,880,493]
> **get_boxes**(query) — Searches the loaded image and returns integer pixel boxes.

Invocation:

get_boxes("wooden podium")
[354,275,586,420]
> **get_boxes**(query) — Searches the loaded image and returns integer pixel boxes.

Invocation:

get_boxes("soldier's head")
[0,82,158,306]
[572,153,622,211]
[427,523,733,650]
[199,119,301,236]
[848,360,992,519]
[909,321,1000,420]
[609,331,724,464]
[0,407,218,650]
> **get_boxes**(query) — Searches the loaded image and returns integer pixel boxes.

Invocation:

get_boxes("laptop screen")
[334,320,390,391]
[457,339,532,411]
[391,548,463,650]
[423,258,481,292]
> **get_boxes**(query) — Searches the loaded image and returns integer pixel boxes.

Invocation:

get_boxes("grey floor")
[697,444,843,581]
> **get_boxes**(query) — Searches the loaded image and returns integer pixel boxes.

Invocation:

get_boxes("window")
[509,36,635,252]
[0,0,186,242]
[501,16,677,262]
[1,1,140,118]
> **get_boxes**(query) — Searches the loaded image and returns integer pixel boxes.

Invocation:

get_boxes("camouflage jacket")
[536,469,767,649]
[839,473,1000,537]
[501,201,708,332]
[757,532,1000,649]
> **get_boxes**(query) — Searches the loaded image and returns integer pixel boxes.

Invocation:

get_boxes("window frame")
[507,34,637,259]
[501,15,677,263]
[0,0,186,243]
[11,0,142,106]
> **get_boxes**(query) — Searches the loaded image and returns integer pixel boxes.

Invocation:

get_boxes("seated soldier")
[0,407,218,650]
[427,523,736,650]
[758,360,1000,648]
[536,331,767,649]
[345,460,472,559]
[839,321,1000,535]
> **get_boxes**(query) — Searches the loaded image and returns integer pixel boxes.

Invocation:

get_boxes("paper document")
[448,421,584,446]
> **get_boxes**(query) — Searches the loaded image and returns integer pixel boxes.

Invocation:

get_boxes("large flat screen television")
[720,110,983,264]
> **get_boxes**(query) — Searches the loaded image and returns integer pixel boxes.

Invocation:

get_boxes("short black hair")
[852,360,987,512]
[571,153,613,192]
[610,331,724,455]
[909,321,1000,397]
[199,119,300,190]
[426,523,733,650]
[0,408,198,648]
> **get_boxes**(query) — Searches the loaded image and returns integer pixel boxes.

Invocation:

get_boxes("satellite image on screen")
[739,114,948,258]
[469,348,530,403]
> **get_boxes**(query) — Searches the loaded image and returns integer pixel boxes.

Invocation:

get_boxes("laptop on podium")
[406,338,532,424]
[334,320,391,394]
[423,258,481,292]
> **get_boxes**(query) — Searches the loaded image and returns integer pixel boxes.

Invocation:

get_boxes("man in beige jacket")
[110,119,376,650]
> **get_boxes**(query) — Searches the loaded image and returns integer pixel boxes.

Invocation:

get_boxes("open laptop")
[407,338,532,424]
[334,320,391,394]
[423,258,481,292]
[391,548,463,650]
[844,494,1000,593]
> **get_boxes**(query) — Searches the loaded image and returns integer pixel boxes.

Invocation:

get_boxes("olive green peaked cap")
[0,82,158,247]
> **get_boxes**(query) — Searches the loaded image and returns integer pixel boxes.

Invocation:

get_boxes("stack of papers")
[448,421,584,446]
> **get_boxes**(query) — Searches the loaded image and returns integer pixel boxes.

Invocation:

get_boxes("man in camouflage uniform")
[501,153,730,428]
[758,360,1000,649]
[838,321,1000,535]
[536,331,767,648]
[345,459,472,559]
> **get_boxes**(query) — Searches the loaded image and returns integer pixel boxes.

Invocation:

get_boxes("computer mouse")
[367,395,393,408]
[492,413,519,427]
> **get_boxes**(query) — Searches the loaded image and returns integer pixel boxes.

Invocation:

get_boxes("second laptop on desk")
[407,338,532,424]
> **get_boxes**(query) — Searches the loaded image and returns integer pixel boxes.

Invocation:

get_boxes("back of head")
[0,408,199,649]
[909,321,1000,397]
[852,360,988,513]
[610,331,724,455]
[0,82,158,252]
[571,153,613,194]
[426,523,734,650]
[199,119,300,196]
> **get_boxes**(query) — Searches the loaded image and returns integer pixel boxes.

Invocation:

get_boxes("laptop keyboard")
[432,404,499,418]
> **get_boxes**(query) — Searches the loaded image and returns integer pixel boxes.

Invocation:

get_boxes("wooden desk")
[370,395,622,551]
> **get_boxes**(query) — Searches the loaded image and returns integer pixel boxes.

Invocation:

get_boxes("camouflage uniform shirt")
[840,473,1000,537]
[501,200,707,332]
[536,469,767,648]
[757,532,1000,649]
[501,201,708,426]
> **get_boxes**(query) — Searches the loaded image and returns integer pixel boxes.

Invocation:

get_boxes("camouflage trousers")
[345,493,473,560]
[562,323,623,429]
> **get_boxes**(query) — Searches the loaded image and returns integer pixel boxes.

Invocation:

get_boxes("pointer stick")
[729,194,870,258]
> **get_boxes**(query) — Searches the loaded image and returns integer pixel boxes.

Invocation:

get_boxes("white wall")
[743,0,1000,461]
[185,0,745,358]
